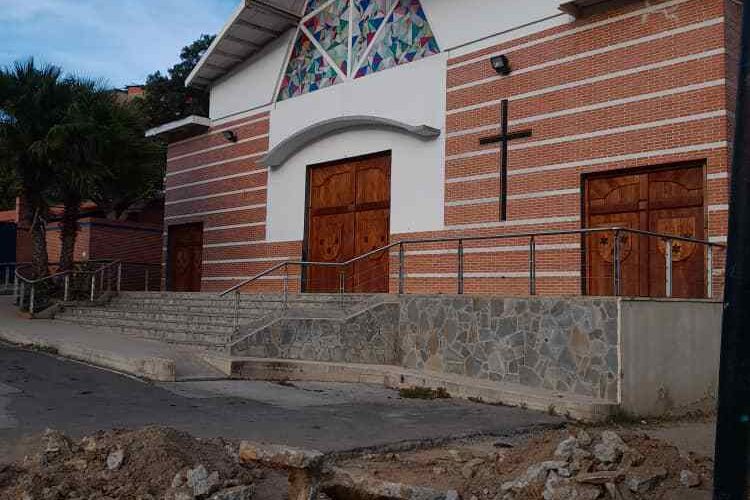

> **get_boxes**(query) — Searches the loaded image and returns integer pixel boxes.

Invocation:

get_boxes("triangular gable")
[278,0,439,101]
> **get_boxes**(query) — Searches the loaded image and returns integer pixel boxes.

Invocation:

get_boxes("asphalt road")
[0,342,561,461]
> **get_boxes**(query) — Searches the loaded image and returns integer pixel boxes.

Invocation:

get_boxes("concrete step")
[59,306,241,327]
[55,317,232,348]
[201,356,619,422]
[56,313,234,338]
[105,301,282,316]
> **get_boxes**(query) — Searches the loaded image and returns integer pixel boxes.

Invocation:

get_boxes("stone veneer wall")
[232,295,621,401]
[398,296,620,401]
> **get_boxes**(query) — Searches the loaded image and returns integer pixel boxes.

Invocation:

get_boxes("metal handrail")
[218,226,726,331]
[14,259,123,315]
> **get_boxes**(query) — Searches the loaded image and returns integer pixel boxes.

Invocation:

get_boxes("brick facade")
[163,0,733,297]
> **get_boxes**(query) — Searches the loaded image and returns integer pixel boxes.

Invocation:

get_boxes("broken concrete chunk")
[593,431,628,464]
[106,448,125,470]
[577,430,593,447]
[43,428,73,456]
[554,436,578,460]
[186,464,220,497]
[239,441,324,470]
[625,466,667,494]
[680,469,701,488]
[544,475,602,500]
[209,485,255,500]
[575,470,624,485]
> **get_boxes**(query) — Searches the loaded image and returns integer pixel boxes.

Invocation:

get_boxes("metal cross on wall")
[479,99,533,221]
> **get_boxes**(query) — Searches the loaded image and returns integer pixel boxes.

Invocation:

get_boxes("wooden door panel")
[310,164,355,211]
[306,153,391,294]
[648,206,705,298]
[587,175,641,215]
[356,158,391,207]
[168,224,203,292]
[587,212,642,297]
[307,212,355,293]
[353,209,390,293]
[648,166,703,210]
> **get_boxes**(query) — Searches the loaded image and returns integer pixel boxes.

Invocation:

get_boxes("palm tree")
[0,59,75,279]
[47,82,164,272]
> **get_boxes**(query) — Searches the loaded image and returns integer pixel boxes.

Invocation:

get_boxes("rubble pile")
[0,427,260,500]
[499,430,703,500]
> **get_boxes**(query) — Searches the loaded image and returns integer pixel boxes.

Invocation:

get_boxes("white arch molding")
[260,115,441,168]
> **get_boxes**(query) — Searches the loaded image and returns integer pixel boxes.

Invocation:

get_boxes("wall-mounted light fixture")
[223,130,238,143]
[490,54,511,76]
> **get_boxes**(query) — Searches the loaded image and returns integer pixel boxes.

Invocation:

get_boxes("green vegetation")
[398,386,451,400]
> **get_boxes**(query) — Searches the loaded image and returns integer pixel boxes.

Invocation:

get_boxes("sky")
[0,0,240,88]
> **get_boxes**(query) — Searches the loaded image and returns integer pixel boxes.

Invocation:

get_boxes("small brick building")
[12,197,164,270]
[149,0,737,298]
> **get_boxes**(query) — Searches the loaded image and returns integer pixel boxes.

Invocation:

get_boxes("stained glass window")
[277,0,439,101]
[278,31,342,101]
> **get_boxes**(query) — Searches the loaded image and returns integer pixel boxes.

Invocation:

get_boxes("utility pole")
[714,2,750,499]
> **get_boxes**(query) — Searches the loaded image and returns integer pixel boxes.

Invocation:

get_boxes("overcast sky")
[0,0,239,88]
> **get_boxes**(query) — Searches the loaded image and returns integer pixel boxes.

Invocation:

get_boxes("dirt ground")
[338,425,716,499]
[0,426,286,500]
[0,420,729,500]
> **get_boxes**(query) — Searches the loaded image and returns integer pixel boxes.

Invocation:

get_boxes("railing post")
[100,269,104,292]
[457,239,465,295]
[339,270,345,308]
[3,266,8,287]
[19,281,25,309]
[117,263,122,293]
[707,245,714,299]
[233,290,240,332]
[13,269,19,304]
[665,238,673,298]
[398,243,405,295]
[612,230,621,296]
[29,285,35,315]
[64,275,70,302]
[144,269,150,292]
[283,263,289,309]
[529,236,537,296]
[90,274,96,302]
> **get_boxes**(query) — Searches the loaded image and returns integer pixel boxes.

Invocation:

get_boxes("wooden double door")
[305,152,391,293]
[585,164,706,298]
[168,223,203,292]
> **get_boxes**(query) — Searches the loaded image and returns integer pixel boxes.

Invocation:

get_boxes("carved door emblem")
[596,232,633,263]
[656,217,696,261]
[319,223,344,260]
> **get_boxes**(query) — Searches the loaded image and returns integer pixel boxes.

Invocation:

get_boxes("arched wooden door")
[585,164,705,298]
[305,152,391,293]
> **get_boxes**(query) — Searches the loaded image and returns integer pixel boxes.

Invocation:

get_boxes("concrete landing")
[202,354,618,422]
[0,297,224,381]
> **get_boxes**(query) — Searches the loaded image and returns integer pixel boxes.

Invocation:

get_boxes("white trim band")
[165,204,265,221]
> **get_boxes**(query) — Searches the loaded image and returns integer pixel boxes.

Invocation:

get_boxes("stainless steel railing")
[218,226,726,331]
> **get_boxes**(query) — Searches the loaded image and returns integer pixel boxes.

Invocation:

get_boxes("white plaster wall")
[209,29,294,121]
[266,54,448,242]
[422,0,565,51]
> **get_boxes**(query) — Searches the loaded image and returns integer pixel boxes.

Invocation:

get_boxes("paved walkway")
[0,343,562,461]
[0,296,223,380]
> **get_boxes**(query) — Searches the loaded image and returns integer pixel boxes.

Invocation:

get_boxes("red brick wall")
[163,0,731,296]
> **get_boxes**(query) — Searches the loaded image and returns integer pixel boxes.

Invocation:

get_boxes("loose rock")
[186,464,220,497]
[625,466,667,494]
[106,448,125,471]
[554,436,578,461]
[593,431,628,464]
[680,469,701,488]
[209,485,255,500]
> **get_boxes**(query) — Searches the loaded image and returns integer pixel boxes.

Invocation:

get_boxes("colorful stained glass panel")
[355,0,439,78]
[304,0,329,16]
[278,31,342,101]
[352,0,392,66]
[304,0,350,73]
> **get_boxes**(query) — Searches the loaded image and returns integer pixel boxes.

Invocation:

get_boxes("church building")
[149,0,738,299]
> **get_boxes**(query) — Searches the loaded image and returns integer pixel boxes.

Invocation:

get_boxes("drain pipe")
[713,2,750,498]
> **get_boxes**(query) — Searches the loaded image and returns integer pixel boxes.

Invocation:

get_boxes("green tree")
[0,59,75,278]
[47,82,165,271]
[141,34,215,127]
